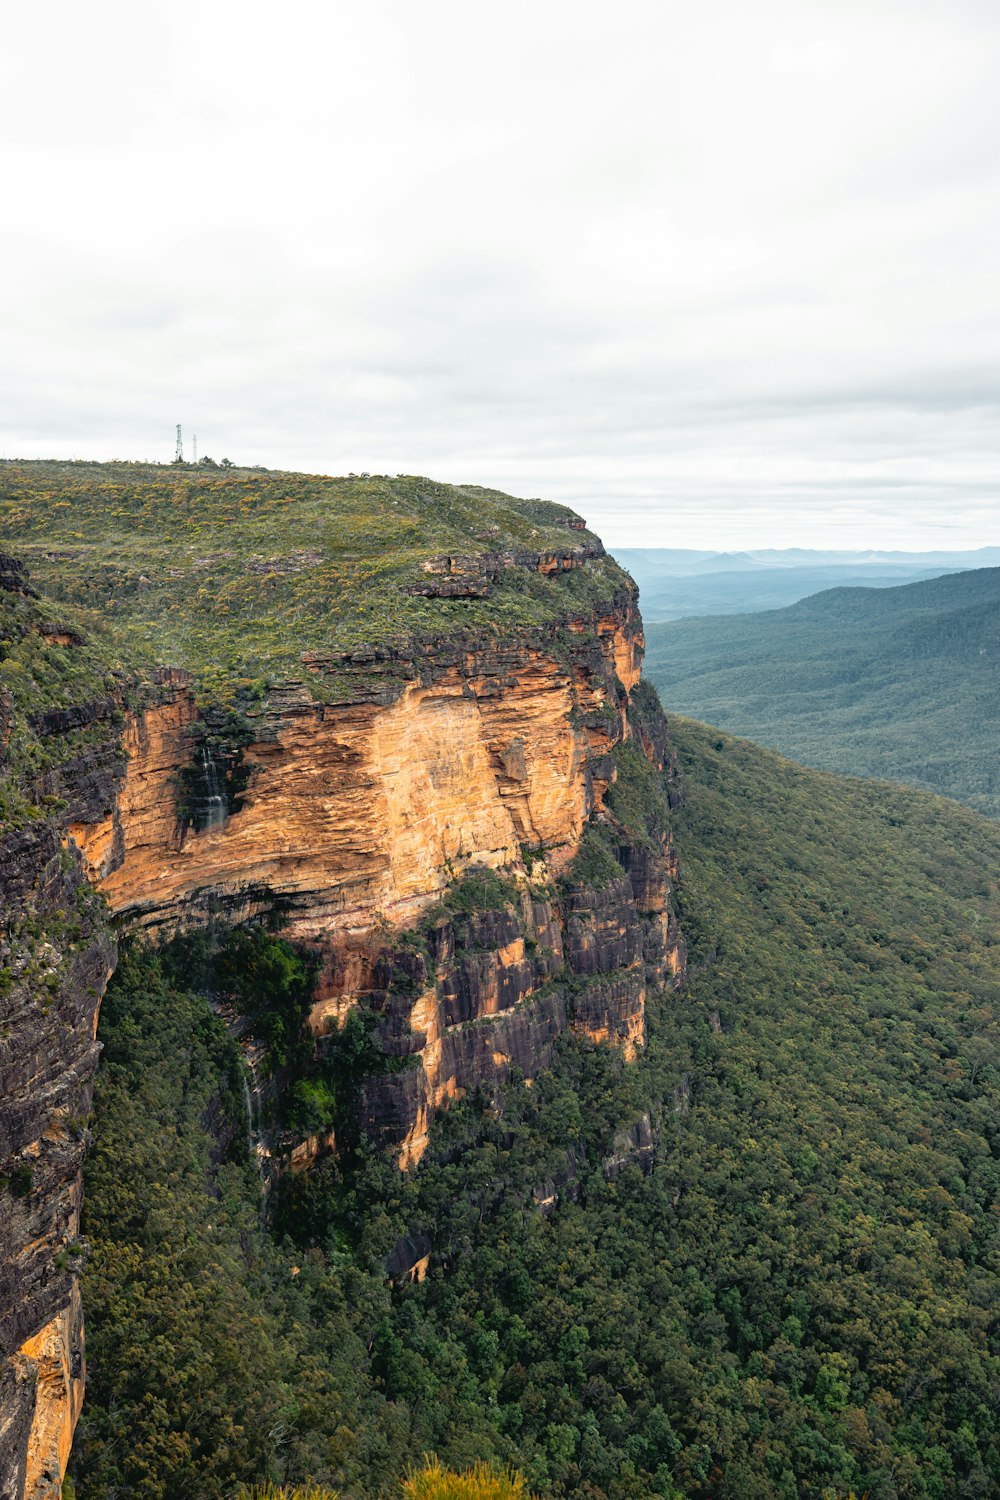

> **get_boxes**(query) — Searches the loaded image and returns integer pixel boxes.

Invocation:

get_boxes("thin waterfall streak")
[200,746,227,830]
[241,1058,268,1216]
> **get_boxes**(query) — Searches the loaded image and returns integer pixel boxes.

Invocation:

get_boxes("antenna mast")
[175,424,183,463]
[193,433,198,464]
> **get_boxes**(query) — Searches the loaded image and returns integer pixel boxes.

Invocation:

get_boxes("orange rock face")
[72,602,644,950]
[68,586,683,1163]
[16,1287,84,1500]
[360,869,682,1169]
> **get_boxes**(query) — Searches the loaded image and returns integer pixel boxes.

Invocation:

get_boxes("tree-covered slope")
[72,717,1000,1500]
[643,567,1000,816]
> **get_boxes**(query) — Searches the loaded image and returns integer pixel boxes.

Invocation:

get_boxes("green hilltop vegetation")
[0,550,126,824]
[643,567,1000,817]
[73,716,1000,1500]
[0,460,623,699]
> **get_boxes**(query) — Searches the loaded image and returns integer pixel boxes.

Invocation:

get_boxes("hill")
[0,460,622,696]
[6,463,1000,1498]
[72,717,1000,1499]
[0,464,671,1496]
[612,546,1000,622]
[643,566,1000,816]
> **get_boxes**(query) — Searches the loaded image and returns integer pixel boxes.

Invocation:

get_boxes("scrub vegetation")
[0,461,622,699]
[0,549,126,824]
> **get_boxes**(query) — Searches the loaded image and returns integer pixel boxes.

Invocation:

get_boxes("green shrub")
[562,826,622,889]
[8,1162,33,1199]
[606,739,668,847]
[441,866,519,915]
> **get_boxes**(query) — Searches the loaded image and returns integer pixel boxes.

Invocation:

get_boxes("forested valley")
[644,568,1000,818]
[72,716,1000,1500]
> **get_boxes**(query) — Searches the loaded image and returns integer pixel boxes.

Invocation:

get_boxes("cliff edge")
[0,465,684,1492]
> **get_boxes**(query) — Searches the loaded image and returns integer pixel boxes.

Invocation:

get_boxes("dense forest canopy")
[73,716,1000,1500]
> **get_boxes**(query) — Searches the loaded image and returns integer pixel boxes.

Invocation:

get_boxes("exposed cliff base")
[359,844,683,1167]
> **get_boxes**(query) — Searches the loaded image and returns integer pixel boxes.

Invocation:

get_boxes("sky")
[2,0,999,550]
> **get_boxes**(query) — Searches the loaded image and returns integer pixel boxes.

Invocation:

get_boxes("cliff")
[67,590,643,935]
[65,582,683,1166]
[361,853,682,1167]
[0,557,118,1500]
[0,466,684,1490]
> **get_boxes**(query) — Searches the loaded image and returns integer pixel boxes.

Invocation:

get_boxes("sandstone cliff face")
[4,1291,85,1500]
[360,854,684,1167]
[64,578,682,1163]
[69,589,644,939]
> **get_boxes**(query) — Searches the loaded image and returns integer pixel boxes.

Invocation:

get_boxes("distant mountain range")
[614,545,1000,620]
[644,565,1000,818]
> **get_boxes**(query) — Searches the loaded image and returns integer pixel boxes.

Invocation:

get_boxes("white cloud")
[2,0,998,548]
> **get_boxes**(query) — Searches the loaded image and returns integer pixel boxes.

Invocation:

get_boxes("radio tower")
[193,433,198,464]
[175,424,183,463]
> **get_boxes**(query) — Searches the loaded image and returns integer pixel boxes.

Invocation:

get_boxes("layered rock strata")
[61,577,683,1163]
[360,850,683,1166]
[1,561,118,1500]
[68,586,645,938]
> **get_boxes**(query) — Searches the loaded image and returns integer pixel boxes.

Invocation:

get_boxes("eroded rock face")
[63,579,682,1165]
[12,1289,85,1500]
[69,592,643,942]
[0,711,115,1500]
[603,1112,655,1177]
[358,857,683,1167]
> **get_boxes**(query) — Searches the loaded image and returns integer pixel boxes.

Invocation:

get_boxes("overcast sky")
[3,0,999,549]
